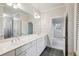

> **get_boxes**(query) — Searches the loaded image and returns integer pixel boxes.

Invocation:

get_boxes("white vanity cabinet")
[16,40,37,56]
[24,40,37,56]
[2,50,15,56]
[36,37,46,55]
[36,38,42,55]
[15,42,32,56]
[16,37,46,56]
[1,35,47,56]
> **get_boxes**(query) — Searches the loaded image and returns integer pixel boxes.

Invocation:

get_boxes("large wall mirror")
[0,3,41,39]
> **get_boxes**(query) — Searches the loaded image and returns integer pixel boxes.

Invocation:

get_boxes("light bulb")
[6,3,13,6]
[17,3,22,8]
[13,4,18,9]
[34,13,40,19]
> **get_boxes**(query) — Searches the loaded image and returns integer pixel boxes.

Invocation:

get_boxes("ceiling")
[31,3,65,12]
[19,3,65,15]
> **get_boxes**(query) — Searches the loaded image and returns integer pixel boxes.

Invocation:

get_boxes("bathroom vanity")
[0,34,47,56]
[0,4,44,56]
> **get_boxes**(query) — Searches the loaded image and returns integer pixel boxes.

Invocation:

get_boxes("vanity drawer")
[15,42,32,55]
[18,43,37,56]
[17,51,27,56]
[26,44,37,56]
[2,50,15,56]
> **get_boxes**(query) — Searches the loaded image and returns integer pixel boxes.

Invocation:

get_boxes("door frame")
[50,15,66,56]
[65,14,68,56]
[74,3,77,55]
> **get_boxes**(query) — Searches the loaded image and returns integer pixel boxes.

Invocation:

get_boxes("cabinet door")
[16,42,31,56]
[25,40,37,56]
[2,50,15,56]
[36,38,45,55]
[17,51,27,56]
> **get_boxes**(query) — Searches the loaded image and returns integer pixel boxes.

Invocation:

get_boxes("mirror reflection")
[0,3,41,39]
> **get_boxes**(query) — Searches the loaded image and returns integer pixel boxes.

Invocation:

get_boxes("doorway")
[48,16,66,55]
[28,22,33,34]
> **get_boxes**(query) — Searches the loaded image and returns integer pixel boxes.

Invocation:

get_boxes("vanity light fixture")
[6,3,20,9]
[13,4,18,9]
[34,15,40,19]
[6,3,13,6]
[34,12,40,19]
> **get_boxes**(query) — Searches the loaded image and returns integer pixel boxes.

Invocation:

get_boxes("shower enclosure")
[49,16,65,52]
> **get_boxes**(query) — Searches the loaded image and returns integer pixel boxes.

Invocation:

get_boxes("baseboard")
[73,52,76,56]
[68,52,74,56]
[47,46,63,50]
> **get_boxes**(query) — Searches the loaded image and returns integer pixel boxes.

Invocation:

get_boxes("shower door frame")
[50,15,67,56]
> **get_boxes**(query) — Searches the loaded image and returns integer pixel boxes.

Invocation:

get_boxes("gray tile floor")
[40,47,64,56]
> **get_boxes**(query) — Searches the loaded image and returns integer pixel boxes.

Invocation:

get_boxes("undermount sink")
[11,38,20,43]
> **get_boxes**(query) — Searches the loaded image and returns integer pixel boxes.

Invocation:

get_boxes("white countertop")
[0,33,47,55]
